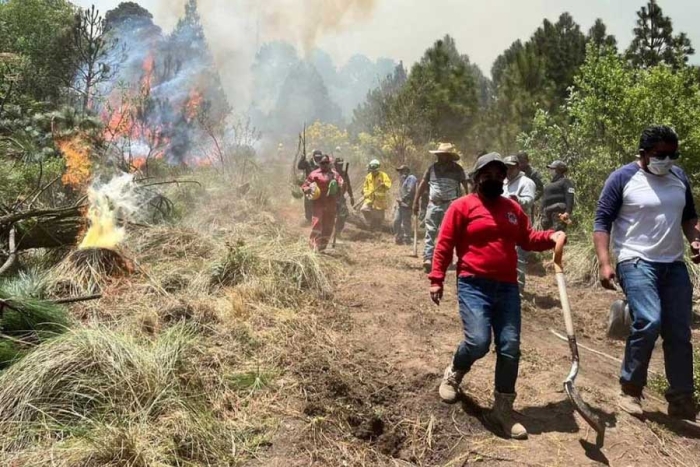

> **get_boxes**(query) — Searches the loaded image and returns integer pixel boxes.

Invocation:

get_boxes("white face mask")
[648,157,674,176]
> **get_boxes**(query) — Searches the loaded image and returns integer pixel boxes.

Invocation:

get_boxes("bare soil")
[257,216,700,467]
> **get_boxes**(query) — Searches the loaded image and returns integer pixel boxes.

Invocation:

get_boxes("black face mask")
[478,179,503,199]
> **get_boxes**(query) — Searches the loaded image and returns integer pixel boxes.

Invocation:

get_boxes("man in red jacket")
[429,152,564,440]
[301,155,344,251]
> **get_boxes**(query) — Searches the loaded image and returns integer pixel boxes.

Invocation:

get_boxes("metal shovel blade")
[563,356,606,447]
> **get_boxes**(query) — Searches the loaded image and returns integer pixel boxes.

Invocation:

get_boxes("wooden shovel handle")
[553,233,566,274]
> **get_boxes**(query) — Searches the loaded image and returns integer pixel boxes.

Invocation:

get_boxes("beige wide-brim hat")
[429,142,461,161]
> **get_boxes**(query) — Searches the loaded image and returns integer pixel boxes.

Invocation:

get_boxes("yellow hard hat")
[305,182,321,201]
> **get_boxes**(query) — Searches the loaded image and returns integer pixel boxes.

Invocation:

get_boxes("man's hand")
[599,263,617,290]
[430,284,443,306]
[413,204,420,216]
[558,213,572,225]
[691,241,700,264]
[350,197,355,206]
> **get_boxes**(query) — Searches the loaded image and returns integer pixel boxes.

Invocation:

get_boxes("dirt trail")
[261,217,700,466]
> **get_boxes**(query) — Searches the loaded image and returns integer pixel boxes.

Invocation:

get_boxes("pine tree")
[626,0,694,68]
[402,35,479,144]
[587,18,617,53]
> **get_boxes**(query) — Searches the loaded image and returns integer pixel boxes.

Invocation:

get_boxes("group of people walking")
[297,125,700,439]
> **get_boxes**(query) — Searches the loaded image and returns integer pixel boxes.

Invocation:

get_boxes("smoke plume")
[150,0,378,105]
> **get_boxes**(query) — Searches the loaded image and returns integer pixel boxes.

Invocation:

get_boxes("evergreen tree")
[587,18,618,53]
[270,62,342,135]
[626,0,694,68]
[402,35,479,144]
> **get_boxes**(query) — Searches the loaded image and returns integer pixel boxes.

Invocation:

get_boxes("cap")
[396,165,410,172]
[471,152,506,177]
[547,160,568,171]
[368,159,381,170]
[504,155,519,166]
[312,149,323,157]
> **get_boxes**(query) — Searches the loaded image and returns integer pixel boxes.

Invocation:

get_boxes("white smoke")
[145,0,378,107]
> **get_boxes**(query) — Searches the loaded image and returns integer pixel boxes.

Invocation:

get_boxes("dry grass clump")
[132,226,219,263]
[0,324,239,466]
[560,236,600,286]
[207,236,333,306]
[48,248,133,296]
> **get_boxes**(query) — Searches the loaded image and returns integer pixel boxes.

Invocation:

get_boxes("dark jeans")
[452,276,521,394]
[617,259,694,399]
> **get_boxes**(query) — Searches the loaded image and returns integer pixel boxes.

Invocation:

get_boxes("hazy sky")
[79,0,700,74]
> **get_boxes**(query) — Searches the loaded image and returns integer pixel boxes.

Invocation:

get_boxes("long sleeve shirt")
[362,171,392,210]
[398,174,418,208]
[429,194,555,286]
[301,169,344,204]
[504,172,536,217]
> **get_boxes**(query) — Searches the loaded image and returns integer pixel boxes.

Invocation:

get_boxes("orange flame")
[185,89,203,121]
[57,136,92,188]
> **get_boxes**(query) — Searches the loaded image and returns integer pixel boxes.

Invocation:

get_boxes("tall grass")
[0,325,237,465]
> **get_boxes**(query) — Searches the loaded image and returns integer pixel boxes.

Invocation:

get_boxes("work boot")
[618,385,644,417]
[668,395,700,426]
[423,260,432,273]
[439,364,465,404]
[486,391,528,440]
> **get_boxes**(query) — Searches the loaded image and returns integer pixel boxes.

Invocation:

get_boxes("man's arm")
[297,156,308,171]
[413,179,428,214]
[593,171,626,290]
[517,179,536,211]
[683,219,700,264]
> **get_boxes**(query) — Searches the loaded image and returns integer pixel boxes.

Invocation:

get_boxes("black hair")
[639,125,679,151]
[516,151,529,162]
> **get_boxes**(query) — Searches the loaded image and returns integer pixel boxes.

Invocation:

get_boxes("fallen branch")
[50,294,102,305]
[0,226,17,276]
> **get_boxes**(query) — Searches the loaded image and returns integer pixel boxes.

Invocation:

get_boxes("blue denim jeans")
[617,259,694,398]
[393,205,413,243]
[424,201,452,262]
[452,276,522,394]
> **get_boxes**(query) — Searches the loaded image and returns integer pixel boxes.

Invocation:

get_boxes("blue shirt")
[594,162,696,263]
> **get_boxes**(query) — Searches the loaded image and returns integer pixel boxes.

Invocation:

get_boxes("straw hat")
[429,143,461,161]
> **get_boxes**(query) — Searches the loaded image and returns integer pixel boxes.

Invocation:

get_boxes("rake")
[553,236,606,447]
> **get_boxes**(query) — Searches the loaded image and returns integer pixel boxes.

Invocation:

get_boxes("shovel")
[553,236,606,447]
[412,214,419,257]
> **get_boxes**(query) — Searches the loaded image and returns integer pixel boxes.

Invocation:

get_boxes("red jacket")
[301,169,344,203]
[429,194,555,286]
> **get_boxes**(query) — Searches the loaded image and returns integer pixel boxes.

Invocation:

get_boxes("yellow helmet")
[305,182,321,201]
